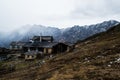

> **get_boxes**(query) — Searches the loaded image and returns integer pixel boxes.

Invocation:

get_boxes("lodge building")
[10,36,74,60]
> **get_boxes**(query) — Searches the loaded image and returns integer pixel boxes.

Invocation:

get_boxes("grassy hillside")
[0,24,120,80]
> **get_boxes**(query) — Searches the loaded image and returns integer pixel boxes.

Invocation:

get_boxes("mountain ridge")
[0,20,119,47]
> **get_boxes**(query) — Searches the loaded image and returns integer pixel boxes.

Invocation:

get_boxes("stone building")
[10,36,74,59]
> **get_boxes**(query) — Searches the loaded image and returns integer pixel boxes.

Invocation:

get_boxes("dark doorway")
[23,47,28,52]
[53,43,68,53]
[38,47,44,52]
[30,47,36,51]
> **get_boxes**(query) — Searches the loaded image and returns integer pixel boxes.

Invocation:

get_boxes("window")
[27,55,29,58]
[10,46,12,49]
[20,46,22,49]
[15,46,18,49]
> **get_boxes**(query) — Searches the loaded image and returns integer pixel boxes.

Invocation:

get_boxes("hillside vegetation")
[0,24,120,80]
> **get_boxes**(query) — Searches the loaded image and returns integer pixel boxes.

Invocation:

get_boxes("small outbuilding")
[24,51,42,60]
[10,41,25,50]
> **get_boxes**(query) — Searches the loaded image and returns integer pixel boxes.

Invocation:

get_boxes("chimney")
[40,33,42,42]
[30,39,34,43]
[40,36,42,42]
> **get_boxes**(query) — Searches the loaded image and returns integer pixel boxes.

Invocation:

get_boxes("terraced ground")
[0,24,120,80]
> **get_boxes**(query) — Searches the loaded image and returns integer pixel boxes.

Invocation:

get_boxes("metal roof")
[23,42,59,48]
[10,41,74,48]
[24,51,42,55]
[10,41,26,46]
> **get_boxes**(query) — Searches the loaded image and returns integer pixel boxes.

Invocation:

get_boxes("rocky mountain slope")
[0,22,120,80]
[59,20,119,43]
[0,20,119,47]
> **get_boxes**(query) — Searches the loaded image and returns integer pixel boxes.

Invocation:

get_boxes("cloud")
[0,0,120,32]
[71,0,120,19]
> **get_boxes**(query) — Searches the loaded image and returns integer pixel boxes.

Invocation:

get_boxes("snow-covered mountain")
[0,20,119,48]
[59,20,120,43]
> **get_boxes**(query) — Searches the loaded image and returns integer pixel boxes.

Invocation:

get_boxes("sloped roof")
[62,42,75,46]
[24,51,42,55]
[10,41,26,46]
[23,42,59,48]
[57,42,74,46]
[10,41,74,48]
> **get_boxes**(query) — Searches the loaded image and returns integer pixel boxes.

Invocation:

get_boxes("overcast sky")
[0,0,120,32]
